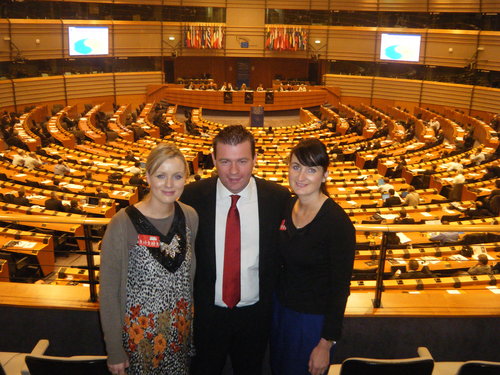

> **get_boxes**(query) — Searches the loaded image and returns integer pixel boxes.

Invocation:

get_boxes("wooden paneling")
[421,81,473,108]
[481,0,500,12]
[424,29,479,67]
[327,27,377,61]
[429,0,480,12]
[379,0,428,12]
[330,0,379,11]
[0,81,14,108]
[162,22,182,56]
[0,20,10,62]
[324,74,500,114]
[225,25,266,58]
[113,21,162,57]
[477,31,500,71]
[115,72,164,96]
[372,77,421,102]
[310,0,332,10]
[470,86,500,114]
[2,19,498,71]
[160,87,327,111]
[325,74,373,97]
[13,76,65,106]
[65,73,114,99]
[10,19,64,61]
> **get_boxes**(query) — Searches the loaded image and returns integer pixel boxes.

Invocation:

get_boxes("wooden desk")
[161,87,327,111]
[0,259,9,282]
[0,230,55,276]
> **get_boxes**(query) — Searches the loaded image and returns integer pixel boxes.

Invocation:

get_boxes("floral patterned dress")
[122,204,194,374]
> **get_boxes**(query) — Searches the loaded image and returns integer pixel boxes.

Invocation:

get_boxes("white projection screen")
[380,33,422,62]
[68,27,109,56]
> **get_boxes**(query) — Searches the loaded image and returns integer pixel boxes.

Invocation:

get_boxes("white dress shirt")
[214,177,260,307]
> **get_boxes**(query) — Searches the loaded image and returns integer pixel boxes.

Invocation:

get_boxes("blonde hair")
[146,143,189,177]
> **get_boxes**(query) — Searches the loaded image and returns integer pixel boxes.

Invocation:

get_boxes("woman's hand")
[308,338,334,375]
[108,359,129,375]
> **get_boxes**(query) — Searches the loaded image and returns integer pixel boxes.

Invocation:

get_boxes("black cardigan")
[277,197,355,340]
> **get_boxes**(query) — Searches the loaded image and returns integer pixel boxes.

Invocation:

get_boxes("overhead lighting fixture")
[315,40,321,44]
[169,36,175,41]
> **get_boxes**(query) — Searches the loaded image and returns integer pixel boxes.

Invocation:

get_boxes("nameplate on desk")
[3,240,37,249]
[111,190,129,196]
[66,184,85,190]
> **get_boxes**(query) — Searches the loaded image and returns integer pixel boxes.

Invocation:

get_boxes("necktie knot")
[230,194,240,207]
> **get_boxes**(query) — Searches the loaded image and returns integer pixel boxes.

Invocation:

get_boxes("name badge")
[138,234,160,248]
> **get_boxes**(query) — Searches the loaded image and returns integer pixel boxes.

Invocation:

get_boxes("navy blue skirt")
[270,297,335,375]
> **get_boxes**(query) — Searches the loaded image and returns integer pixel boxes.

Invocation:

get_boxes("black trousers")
[191,301,271,375]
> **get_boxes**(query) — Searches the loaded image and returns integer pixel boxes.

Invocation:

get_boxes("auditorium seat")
[433,360,500,375]
[328,347,434,375]
[25,351,109,375]
[0,339,48,375]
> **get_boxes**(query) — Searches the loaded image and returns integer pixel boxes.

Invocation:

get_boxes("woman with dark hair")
[271,138,355,375]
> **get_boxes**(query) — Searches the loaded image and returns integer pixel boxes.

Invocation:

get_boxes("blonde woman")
[100,143,198,375]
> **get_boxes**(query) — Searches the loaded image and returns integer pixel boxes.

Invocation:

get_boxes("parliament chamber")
[0,0,499,372]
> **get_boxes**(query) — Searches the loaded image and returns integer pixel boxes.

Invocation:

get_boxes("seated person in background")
[12,150,26,166]
[227,82,234,91]
[12,188,31,207]
[452,170,466,185]
[126,161,142,175]
[383,189,402,207]
[24,152,42,170]
[446,160,464,172]
[462,201,494,219]
[430,223,461,244]
[53,159,71,176]
[68,198,85,215]
[256,83,264,91]
[393,208,415,224]
[124,150,137,162]
[129,172,148,200]
[378,178,394,193]
[219,81,227,91]
[35,145,51,158]
[239,83,247,91]
[403,186,420,206]
[470,147,486,165]
[398,259,435,279]
[481,165,500,181]
[6,130,28,150]
[485,179,500,216]
[129,172,147,187]
[468,254,493,275]
[44,191,67,212]
[95,186,109,199]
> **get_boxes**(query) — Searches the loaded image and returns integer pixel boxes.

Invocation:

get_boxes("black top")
[277,197,355,340]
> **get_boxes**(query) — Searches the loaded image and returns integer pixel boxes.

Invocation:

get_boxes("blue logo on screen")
[74,38,93,55]
[385,45,403,60]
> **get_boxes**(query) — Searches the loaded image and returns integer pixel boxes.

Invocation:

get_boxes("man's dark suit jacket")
[45,198,67,212]
[12,196,31,206]
[383,196,402,207]
[180,176,290,312]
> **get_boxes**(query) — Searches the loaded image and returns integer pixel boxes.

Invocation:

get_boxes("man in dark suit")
[44,191,67,212]
[12,188,31,207]
[180,125,290,375]
[383,189,402,207]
